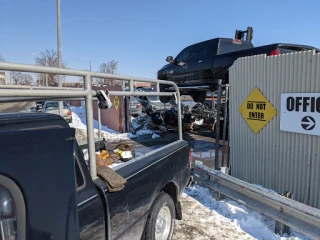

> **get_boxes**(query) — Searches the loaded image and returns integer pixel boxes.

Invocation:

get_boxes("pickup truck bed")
[0,112,191,240]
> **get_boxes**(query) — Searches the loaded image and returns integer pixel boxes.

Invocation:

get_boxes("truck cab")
[158,37,319,103]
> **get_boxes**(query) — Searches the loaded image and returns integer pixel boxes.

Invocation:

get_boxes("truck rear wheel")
[143,192,175,240]
[191,90,207,103]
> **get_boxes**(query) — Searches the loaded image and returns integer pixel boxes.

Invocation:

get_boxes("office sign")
[280,93,320,136]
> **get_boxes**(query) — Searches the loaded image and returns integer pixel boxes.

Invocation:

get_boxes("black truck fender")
[160,180,182,220]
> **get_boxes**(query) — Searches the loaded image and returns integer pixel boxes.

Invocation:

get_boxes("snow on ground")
[192,151,215,158]
[152,133,160,139]
[174,184,310,240]
[69,106,155,141]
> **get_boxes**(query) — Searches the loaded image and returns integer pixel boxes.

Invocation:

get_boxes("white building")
[0,72,5,85]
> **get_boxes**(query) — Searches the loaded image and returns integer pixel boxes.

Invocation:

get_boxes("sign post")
[280,93,320,136]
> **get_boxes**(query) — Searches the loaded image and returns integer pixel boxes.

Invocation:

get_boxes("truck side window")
[175,47,192,62]
[189,43,206,59]
[63,102,69,109]
[218,40,247,54]
[75,156,85,189]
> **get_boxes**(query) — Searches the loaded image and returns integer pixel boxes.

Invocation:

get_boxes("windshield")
[45,102,59,109]
[45,102,68,110]
[147,96,160,102]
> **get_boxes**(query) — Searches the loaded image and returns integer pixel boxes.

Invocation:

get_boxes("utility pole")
[46,59,48,87]
[89,61,92,71]
[57,0,63,115]
[9,61,12,85]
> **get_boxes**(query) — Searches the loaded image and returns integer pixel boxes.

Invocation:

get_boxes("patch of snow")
[152,133,160,139]
[195,119,204,125]
[252,184,279,194]
[174,184,310,240]
[192,151,215,158]
[69,106,156,141]
[70,106,118,133]
[109,161,125,169]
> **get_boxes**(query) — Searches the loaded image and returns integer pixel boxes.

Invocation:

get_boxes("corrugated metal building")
[229,50,320,208]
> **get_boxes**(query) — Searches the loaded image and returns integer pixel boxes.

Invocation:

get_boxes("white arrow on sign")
[301,116,316,131]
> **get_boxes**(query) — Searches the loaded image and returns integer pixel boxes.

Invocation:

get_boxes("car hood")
[158,63,173,75]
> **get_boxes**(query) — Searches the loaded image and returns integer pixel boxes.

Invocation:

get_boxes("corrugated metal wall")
[229,50,320,209]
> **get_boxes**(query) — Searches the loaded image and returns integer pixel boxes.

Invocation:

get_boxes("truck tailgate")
[0,128,79,240]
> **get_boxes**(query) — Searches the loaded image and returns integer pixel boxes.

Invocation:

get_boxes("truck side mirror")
[166,56,174,63]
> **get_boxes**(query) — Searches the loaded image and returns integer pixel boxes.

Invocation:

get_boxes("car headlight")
[0,185,17,240]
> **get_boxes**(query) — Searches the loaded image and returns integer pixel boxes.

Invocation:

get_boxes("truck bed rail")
[0,62,182,179]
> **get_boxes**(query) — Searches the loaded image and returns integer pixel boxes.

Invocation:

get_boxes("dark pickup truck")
[0,112,191,240]
[158,37,319,103]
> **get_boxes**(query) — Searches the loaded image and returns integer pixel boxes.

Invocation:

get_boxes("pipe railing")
[0,62,182,179]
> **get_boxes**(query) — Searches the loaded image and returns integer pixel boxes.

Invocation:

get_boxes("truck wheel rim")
[155,205,171,240]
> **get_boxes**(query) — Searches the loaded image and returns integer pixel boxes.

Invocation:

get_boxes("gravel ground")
[0,102,31,112]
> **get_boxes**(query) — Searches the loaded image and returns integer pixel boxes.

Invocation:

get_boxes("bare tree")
[96,60,119,85]
[12,72,33,85]
[34,49,67,86]
[23,74,33,85]
[12,72,23,85]
[0,54,4,62]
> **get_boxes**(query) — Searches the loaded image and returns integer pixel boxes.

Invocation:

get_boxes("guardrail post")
[84,74,97,179]
[275,192,291,235]
[215,79,222,170]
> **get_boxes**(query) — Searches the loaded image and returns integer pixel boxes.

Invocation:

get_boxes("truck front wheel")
[143,192,175,240]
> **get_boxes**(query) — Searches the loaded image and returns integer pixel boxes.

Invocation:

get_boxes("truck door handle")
[198,60,203,63]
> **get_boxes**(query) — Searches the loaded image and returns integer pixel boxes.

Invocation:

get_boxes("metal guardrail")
[0,62,182,179]
[193,161,320,239]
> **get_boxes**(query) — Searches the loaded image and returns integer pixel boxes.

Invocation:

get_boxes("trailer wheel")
[143,192,175,240]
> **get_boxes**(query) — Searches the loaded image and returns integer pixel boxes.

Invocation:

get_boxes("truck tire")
[143,192,175,240]
[159,84,172,103]
[191,91,206,103]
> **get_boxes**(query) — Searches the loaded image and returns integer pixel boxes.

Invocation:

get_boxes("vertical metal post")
[97,102,102,138]
[172,84,182,140]
[57,0,63,116]
[215,80,222,170]
[227,123,231,169]
[85,74,97,179]
[130,79,134,93]
[221,85,229,167]
[45,59,48,87]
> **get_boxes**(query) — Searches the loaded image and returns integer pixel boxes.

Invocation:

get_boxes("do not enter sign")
[280,93,320,136]
[239,88,277,133]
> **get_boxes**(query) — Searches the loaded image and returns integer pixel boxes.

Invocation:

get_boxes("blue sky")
[1,0,320,81]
